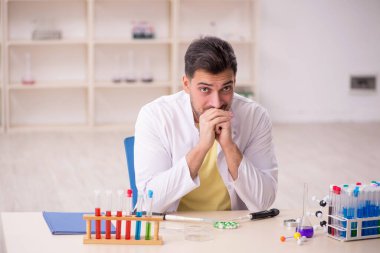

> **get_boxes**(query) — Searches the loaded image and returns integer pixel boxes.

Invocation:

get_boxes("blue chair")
[124,136,138,207]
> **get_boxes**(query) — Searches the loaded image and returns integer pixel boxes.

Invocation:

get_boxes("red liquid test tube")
[95,207,101,239]
[106,210,111,239]
[125,189,133,240]
[116,210,122,239]
[116,190,124,240]
[105,190,112,239]
[125,220,132,239]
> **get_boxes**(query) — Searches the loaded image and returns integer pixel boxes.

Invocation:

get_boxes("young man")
[134,36,278,212]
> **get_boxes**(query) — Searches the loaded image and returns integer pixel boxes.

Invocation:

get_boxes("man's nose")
[210,93,222,109]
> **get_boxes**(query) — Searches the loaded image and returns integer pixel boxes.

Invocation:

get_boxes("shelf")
[8,0,87,41]
[9,45,87,84]
[94,43,171,83]
[7,1,86,2]
[9,82,88,90]
[6,125,90,133]
[8,40,88,46]
[94,88,168,125]
[94,38,171,45]
[9,88,88,126]
[94,0,168,2]
[94,0,170,40]
[180,0,251,2]
[94,82,171,88]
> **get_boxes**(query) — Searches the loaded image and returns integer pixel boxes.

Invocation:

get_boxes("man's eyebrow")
[196,80,234,86]
[196,82,213,86]
[222,80,234,86]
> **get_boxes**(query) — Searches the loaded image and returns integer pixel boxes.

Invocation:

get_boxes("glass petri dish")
[184,225,214,241]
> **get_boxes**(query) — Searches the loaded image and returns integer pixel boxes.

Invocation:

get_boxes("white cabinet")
[2,0,256,131]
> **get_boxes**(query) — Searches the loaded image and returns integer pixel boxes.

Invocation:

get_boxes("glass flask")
[296,183,314,238]
[21,53,35,85]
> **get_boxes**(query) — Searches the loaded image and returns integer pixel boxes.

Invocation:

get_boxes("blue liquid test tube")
[135,194,143,240]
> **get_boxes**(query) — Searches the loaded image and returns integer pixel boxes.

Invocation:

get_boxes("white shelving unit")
[0,1,3,132]
[1,0,257,132]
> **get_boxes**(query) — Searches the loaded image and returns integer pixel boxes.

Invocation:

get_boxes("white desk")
[1,210,379,253]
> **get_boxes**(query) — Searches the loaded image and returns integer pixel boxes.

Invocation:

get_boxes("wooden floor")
[0,123,379,212]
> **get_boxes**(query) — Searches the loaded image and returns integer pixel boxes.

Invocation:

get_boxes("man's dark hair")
[184,36,237,79]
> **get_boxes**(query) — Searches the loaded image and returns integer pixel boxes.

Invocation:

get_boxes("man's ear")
[182,75,191,94]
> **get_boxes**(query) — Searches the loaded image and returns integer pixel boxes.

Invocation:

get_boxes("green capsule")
[213,221,239,229]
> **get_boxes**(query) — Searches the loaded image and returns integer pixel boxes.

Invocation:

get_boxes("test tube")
[94,190,101,239]
[375,184,380,235]
[105,190,112,239]
[347,189,354,237]
[367,184,375,235]
[328,185,334,235]
[342,185,349,219]
[145,190,154,240]
[336,186,343,236]
[331,186,341,237]
[352,187,360,237]
[341,185,348,238]
[357,185,365,219]
[370,185,378,235]
[135,194,143,240]
[125,189,133,240]
[116,189,123,239]
[331,185,338,236]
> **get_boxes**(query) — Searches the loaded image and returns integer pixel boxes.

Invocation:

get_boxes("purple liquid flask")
[296,183,314,238]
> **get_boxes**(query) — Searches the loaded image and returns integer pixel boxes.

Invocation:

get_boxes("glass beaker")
[296,183,314,238]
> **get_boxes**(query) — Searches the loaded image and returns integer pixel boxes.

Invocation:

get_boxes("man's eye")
[223,86,232,92]
[200,87,209,92]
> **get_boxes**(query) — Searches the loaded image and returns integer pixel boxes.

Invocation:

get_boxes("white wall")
[258,0,380,122]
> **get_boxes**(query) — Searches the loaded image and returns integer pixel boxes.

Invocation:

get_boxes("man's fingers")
[201,109,232,123]
[210,116,231,127]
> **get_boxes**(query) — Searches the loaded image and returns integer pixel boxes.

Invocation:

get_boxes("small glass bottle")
[22,53,35,85]
[141,55,153,83]
[111,55,122,84]
[125,51,137,83]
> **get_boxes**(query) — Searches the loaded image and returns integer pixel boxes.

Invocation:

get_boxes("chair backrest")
[123,136,137,207]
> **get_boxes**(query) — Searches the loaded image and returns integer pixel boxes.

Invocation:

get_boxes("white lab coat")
[134,91,278,212]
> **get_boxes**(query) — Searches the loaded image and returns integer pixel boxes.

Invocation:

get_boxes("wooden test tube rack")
[83,214,164,245]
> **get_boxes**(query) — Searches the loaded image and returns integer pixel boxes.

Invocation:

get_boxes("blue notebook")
[43,212,116,235]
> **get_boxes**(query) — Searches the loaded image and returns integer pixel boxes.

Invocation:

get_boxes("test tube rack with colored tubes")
[84,189,163,245]
[327,182,380,241]
[82,214,163,245]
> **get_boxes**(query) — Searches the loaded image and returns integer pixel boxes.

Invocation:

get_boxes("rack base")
[83,236,163,245]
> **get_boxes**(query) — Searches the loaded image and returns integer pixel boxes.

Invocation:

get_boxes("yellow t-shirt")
[178,141,231,211]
